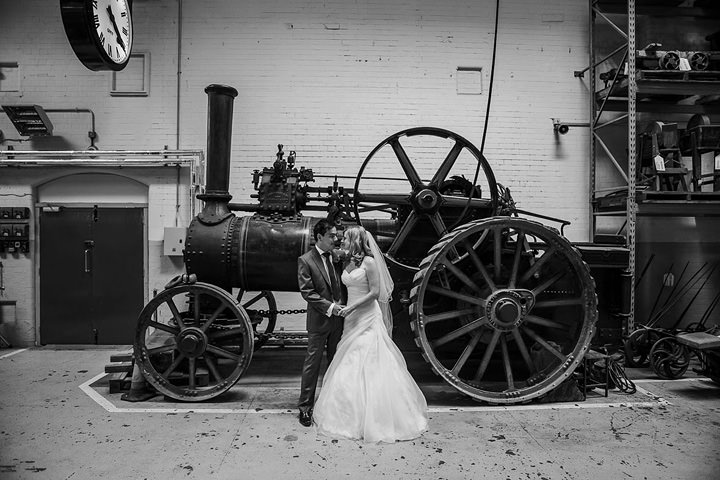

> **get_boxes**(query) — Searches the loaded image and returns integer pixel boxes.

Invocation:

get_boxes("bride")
[312,225,428,443]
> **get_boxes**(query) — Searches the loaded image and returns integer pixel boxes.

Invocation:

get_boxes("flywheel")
[353,127,499,272]
[409,217,597,404]
[134,282,254,401]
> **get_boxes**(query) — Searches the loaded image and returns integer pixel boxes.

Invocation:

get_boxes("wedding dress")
[313,266,428,443]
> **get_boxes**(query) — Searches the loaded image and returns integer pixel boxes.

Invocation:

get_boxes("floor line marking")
[0,348,28,360]
[633,377,705,384]
[80,372,671,415]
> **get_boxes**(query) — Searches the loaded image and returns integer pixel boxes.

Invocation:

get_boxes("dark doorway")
[39,206,144,344]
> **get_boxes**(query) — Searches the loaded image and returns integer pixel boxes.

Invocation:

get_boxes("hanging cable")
[449,0,501,231]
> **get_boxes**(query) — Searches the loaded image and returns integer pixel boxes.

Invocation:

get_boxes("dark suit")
[297,247,346,413]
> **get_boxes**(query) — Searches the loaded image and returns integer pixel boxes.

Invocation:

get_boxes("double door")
[40,206,144,344]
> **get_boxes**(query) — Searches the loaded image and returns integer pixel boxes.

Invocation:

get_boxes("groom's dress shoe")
[298,410,312,427]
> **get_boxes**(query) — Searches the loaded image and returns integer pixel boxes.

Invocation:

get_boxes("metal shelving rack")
[579,0,720,333]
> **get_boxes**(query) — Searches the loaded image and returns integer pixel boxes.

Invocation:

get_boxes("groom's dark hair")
[313,219,333,242]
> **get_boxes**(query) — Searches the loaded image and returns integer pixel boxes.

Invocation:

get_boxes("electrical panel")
[0,206,31,255]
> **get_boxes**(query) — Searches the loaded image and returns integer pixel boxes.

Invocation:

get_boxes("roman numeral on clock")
[93,14,99,28]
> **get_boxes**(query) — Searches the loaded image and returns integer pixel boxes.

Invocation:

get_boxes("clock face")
[90,0,132,65]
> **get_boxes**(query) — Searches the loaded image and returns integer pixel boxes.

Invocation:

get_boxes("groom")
[296,219,346,427]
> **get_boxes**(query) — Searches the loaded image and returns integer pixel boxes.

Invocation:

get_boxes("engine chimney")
[197,84,238,224]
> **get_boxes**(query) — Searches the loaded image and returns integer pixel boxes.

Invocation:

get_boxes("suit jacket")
[297,248,347,333]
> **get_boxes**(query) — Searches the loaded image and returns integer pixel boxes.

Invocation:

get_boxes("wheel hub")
[177,327,208,358]
[486,289,534,331]
[411,187,441,214]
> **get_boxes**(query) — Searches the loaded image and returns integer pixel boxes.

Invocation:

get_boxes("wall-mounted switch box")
[163,227,187,256]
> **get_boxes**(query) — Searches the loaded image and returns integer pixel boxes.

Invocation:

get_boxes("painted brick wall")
[1,0,591,344]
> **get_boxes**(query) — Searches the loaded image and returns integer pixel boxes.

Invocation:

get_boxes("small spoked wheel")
[134,282,254,401]
[236,289,277,350]
[650,337,690,380]
[353,127,499,272]
[624,327,663,368]
[410,217,597,404]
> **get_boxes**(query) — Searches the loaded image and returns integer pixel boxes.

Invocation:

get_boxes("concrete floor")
[1,345,719,480]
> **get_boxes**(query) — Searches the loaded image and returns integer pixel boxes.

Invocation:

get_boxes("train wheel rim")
[134,282,254,401]
[410,217,597,404]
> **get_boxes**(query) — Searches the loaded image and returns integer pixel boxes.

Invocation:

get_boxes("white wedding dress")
[313,266,428,443]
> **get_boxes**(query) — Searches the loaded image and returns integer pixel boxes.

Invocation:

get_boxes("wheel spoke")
[203,353,223,382]
[202,302,229,332]
[193,292,200,323]
[500,335,514,390]
[428,212,449,238]
[534,298,584,309]
[165,298,186,329]
[493,228,502,279]
[243,292,265,309]
[147,344,176,356]
[424,307,477,324]
[474,330,501,382]
[430,140,463,186]
[451,331,482,375]
[462,238,497,292]
[148,320,180,335]
[389,138,423,189]
[235,289,245,302]
[430,316,488,348]
[440,258,482,293]
[511,328,535,373]
[162,353,186,379]
[426,284,487,307]
[207,345,240,361]
[519,247,556,285]
[522,327,566,361]
[531,271,566,296]
[188,358,196,389]
[203,352,222,382]
[525,314,566,330]
[508,231,526,288]
[387,211,419,257]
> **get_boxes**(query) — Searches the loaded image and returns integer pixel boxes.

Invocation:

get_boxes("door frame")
[34,202,148,345]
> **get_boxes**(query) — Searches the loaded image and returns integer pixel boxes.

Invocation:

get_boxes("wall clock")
[60,0,133,71]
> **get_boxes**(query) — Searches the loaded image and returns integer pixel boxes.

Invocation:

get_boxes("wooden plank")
[105,361,133,374]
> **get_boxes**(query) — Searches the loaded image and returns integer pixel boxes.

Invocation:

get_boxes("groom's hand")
[332,304,344,316]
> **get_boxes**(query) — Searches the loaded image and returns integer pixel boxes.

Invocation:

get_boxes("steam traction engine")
[133,85,597,404]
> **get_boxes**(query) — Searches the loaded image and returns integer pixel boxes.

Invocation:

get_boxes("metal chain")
[253,309,307,316]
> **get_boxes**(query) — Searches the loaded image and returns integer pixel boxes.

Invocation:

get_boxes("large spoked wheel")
[353,127,499,272]
[134,282,254,401]
[650,337,690,380]
[236,289,277,350]
[410,217,597,404]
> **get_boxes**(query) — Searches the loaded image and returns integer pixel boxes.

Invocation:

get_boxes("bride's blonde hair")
[343,226,373,266]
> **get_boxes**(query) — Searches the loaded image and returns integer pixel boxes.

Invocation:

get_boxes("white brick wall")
[1,0,591,344]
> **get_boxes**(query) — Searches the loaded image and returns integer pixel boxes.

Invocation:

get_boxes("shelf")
[597,1,720,17]
[596,70,720,109]
[594,191,720,216]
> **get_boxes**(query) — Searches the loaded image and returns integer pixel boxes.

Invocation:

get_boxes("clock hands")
[106,5,126,52]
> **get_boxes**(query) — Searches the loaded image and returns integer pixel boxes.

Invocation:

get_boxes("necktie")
[323,251,341,303]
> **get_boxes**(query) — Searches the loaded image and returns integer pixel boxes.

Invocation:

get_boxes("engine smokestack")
[197,84,238,224]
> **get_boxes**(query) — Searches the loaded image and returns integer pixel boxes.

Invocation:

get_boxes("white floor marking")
[80,372,673,415]
[0,348,28,360]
